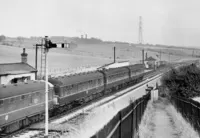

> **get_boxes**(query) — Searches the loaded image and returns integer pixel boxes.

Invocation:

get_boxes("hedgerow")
[161,64,200,98]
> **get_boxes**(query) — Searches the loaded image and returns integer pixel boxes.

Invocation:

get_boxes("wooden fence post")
[119,111,122,138]
[131,102,134,138]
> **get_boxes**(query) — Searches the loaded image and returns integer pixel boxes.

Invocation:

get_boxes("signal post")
[35,36,66,137]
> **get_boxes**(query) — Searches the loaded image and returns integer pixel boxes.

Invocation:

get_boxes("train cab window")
[0,100,3,106]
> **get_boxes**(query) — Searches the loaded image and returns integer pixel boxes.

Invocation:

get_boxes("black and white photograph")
[0,0,200,138]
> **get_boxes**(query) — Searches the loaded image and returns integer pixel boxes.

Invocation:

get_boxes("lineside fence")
[90,92,151,138]
[171,96,200,136]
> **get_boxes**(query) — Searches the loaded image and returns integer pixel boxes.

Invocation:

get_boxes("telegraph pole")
[35,44,38,79]
[138,16,143,44]
[138,16,144,65]
[114,46,116,63]
[160,50,161,61]
[142,49,144,64]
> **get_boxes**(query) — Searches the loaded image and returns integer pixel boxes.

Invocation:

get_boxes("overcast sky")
[0,0,200,46]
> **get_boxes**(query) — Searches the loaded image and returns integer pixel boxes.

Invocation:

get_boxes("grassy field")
[0,39,196,75]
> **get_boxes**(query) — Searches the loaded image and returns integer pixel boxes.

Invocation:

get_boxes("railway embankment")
[138,63,200,138]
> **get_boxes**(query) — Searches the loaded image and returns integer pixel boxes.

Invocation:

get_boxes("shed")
[0,63,37,85]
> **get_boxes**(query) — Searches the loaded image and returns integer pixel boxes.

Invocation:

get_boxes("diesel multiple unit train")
[0,63,160,135]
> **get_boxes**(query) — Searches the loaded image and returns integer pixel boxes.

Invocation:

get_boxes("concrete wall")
[0,73,35,85]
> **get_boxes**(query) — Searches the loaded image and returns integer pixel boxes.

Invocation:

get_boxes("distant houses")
[0,48,37,85]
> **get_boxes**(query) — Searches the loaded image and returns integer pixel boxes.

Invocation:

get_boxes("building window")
[21,95,26,100]
[11,78,18,84]
[10,98,15,103]
[10,76,31,84]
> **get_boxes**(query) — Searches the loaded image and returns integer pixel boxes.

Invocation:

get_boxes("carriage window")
[98,79,101,84]
[21,95,25,100]
[64,86,67,92]
[36,92,40,96]
[0,100,3,106]
[10,98,15,103]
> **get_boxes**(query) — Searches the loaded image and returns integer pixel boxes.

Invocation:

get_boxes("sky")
[0,0,200,47]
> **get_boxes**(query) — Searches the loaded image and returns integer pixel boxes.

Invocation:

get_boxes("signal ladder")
[40,40,47,80]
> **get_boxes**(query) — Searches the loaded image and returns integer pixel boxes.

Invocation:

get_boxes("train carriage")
[0,81,54,134]
[0,63,163,136]
[128,64,146,83]
[100,67,130,92]
[49,71,104,107]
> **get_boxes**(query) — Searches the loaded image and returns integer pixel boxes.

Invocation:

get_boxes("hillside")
[0,36,197,74]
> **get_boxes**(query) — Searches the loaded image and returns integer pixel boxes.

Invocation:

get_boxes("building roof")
[49,71,103,87]
[98,61,129,70]
[102,66,129,76]
[0,80,46,99]
[0,62,37,76]
[145,56,156,61]
[128,64,145,71]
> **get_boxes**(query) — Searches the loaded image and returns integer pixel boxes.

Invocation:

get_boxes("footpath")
[138,98,199,138]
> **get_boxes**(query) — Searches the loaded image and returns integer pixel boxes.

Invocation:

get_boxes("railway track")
[2,67,170,138]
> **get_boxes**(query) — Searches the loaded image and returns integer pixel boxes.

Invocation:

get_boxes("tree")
[161,64,200,98]
[0,35,6,42]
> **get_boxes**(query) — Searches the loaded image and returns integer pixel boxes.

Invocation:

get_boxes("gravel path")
[139,99,199,138]
[153,100,180,138]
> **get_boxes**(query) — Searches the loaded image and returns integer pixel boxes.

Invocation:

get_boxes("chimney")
[142,49,144,64]
[21,48,28,63]
[145,52,148,60]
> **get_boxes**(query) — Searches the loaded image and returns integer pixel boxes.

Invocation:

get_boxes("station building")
[0,48,37,85]
[144,56,156,69]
